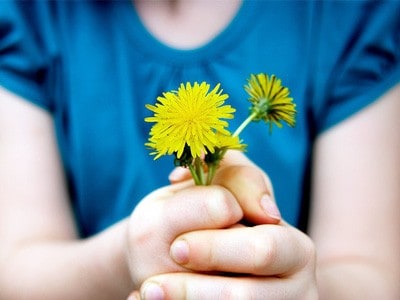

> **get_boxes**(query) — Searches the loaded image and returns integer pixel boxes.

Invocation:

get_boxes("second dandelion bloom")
[238,73,296,135]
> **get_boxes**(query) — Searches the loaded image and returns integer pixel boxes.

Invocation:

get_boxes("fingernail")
[142,282,165,300]
[170,239,189,264]
[260,194,281,220]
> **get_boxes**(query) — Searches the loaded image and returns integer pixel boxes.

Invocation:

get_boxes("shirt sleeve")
[0,0,58,112]
[314,0,400,133]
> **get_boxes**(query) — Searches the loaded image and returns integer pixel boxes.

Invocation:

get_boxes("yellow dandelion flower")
[145,82,235,160]
[244,73,296,132]
[215,131,246,151]
[204,131,246,165]
[205,130,245,162]
[202,132,246,185]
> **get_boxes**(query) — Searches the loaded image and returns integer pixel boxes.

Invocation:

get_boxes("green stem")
[204,111,256,185]
[189,164,202,185]
[195,157,206,185]
[203,112,255,184]
[233,111,257,137]
[206,163,217,185]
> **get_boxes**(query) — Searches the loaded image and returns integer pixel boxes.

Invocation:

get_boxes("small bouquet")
[145,73,296,185]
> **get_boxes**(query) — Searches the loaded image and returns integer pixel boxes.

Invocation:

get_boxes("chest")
[133,0,242,49]
[53,1,316,232]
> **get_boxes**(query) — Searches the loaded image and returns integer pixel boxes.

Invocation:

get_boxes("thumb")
[213,150,281,225]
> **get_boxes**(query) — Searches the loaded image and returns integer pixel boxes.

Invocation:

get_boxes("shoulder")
[308,0,400,133]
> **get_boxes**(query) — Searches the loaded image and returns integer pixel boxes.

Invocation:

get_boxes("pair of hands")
[126,152,317,299]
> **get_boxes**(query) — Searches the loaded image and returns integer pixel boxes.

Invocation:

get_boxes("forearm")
[0,220,132,300]
[317,260,400,299]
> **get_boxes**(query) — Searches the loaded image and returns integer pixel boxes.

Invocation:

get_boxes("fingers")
[129,222,317,299]
[165,186,243,233]
[170,224,316,276]
[168,167,192,183]
[138,272,318,300]
[127,184,243,286]
[130,183,243,237]
[169,150,281,225]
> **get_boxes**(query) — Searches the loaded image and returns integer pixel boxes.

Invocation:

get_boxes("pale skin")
[0,1,400,299]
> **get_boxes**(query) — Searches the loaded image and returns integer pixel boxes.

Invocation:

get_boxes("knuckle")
[204,187,242,226]
[250,230,278,273]
[201,235,219,271]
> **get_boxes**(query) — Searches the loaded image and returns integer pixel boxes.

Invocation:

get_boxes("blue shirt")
[1,0,399,237]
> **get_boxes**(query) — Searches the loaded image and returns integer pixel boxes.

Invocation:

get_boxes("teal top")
[1,0,399,236]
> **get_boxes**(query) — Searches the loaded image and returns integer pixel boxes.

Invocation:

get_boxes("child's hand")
[134,223,317,300]
[125,180,243,288]
[126,151,317,299]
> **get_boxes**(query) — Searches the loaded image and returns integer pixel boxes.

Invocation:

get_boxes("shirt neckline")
[117,0,257,65]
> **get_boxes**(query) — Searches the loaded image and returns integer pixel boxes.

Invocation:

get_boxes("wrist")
[86,219,133,297]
